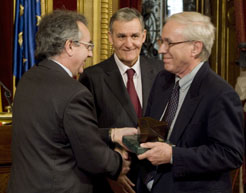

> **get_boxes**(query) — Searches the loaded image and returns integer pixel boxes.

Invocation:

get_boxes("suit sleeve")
[172,90,244,177]
[63,87,122,179]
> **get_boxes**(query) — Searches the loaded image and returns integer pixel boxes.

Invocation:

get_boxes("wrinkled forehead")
[111,18,144,32]
[111,19,143,34]
[162,20,185,38]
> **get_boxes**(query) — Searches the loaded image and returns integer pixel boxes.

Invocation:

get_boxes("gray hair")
[109,7,145,33]
[35,9,88,61]
[167,12,215,61]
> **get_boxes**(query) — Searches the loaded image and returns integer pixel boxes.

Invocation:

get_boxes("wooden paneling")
[0,167,11,193]
[209,0,240,87]
[0,126,12,164]
[0,126,12,193]
[194,0,240,87]
[53,0,76,11]
[119,0,142,11]
[0,1,13,110]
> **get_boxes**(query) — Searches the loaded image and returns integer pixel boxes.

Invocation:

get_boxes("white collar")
[49,59,73,77]
[114,53,141,77]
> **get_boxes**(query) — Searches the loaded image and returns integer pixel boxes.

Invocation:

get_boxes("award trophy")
[123,117,168,154]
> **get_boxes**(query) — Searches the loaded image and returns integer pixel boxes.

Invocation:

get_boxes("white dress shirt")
[114,53,143,107]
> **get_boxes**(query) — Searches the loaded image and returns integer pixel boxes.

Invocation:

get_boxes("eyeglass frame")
[157,38,194,49]
[73,40,94,51]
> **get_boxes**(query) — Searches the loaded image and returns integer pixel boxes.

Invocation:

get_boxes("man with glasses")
[8,10,138,193]
[79,7,162,193]
[137,11,244,193]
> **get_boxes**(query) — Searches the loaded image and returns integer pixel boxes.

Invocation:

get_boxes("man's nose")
[158,43,168,54]
[124,37,133,47]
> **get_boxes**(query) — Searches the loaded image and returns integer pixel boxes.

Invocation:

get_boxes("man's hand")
[115,147,131,175]
[111,148,135,193]
[111,127,138,148]
[117,175,135,193]
[137,142,172,165]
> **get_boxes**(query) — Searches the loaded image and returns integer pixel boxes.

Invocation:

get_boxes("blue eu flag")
[13,0,41,85]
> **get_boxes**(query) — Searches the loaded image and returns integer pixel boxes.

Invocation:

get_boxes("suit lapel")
[141,57,159,115]
[103,56,137,124]
[169,94,202,144]
[169,62,210,144]
[150,72,175,120]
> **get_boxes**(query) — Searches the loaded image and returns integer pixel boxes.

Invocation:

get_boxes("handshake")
[109,127,138,193]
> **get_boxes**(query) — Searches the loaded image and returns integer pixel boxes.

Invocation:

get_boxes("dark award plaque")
[123,117,168,154]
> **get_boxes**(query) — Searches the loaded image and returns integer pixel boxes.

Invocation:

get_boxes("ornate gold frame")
[77,0,118,67]
[40,0,53,16]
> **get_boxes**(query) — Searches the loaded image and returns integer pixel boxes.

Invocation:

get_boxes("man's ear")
[191,41,203,58]
[142,29,147,43]
[108,31,113,45]
[64,40,74,57]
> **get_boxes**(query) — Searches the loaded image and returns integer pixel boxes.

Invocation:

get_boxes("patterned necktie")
[143,81,180,189]
[162,81,180,131]
[126,69,142,118]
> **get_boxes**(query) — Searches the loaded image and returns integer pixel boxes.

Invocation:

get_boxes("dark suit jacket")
[8,59,122,193]
[79,55,163,140]
[79,55,163,192]
[140,62,244,193]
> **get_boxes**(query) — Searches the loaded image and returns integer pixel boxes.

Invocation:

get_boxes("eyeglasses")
[74,40,94,51]
[157,38,194,49]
